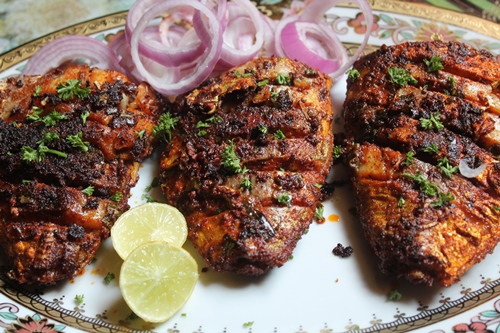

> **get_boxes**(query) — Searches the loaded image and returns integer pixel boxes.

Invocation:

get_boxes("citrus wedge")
[111,202,188,260]
[119,241,199,323]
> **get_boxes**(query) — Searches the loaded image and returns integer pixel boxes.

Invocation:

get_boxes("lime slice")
[119,241,199,323]
[111,202,188,260]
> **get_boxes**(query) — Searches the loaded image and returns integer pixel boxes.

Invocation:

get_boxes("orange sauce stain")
[328,214,340,222]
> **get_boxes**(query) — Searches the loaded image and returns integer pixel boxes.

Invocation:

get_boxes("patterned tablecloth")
[0,0,499,55]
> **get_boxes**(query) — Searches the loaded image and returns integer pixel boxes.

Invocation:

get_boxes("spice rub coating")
[159,57,333,275]
[343,41,500,287]
[0,65,164,284]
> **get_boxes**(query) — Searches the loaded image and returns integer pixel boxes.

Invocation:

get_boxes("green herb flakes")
[240,177,252,190]
[33,85,42,97]
[56,79,90,100]
[423,56,444,72]
[315,203,324,220]
[82,186,94,196]
[110,192,123,202]
[153,112,179,143]
[403,172,438,197]
[403,151,415,166]
[420,112,444,132]
[67,132,90,152]
[423,143,439,154]
[388,67,418,86]
[276,73,290,85]
[333,145,342,160]
[346,68,360,81]
[243,321,254,328]
[221,140,247,174]
[437,157,458,178]
[81,111,90,123]
[257,79,269,87]
[135,129,146,139]
[104,272,115,284]
[398,197,405,207]
[387,290,402,301]
[277,192,292,206]
[74,294,85,306]
[274,129,286,140]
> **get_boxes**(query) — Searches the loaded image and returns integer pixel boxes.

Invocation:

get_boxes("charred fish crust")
[0,65,165,284]
[344,41,500,287]
[160,57,334,275]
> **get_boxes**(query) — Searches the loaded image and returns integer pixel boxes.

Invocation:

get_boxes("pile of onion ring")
[22,0,373,96]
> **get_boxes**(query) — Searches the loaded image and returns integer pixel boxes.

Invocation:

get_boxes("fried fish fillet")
[343,41,500,286]
[159,57,333,275]
[0,65,164,284]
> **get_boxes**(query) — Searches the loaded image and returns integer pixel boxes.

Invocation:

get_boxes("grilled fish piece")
[159,57,333,275]
[0,65,164,284]
[343,41,500,286]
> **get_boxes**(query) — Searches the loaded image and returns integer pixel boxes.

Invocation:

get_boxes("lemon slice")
[111,203,188,260]
[119,241,199,323]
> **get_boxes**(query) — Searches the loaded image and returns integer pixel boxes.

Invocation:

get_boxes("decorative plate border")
[1,1,500,333]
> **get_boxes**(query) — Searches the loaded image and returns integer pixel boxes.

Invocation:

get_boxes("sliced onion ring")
[275,0,373,79]
[129,0,223,96]
[22,35,124,75]
[458,159,487,178]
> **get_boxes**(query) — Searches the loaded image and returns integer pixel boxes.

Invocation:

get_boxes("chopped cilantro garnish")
[243,321,254,328]
[56,79,90,100]
[430,192,455,207]
[67,132,90,152]
[196,121,211,129]
[37,131,60,145]
[315,203,324,220]
[135,129,146,139]
[398,197,405,207]
[104,272,115,284]
[437,157,458,178]
[221,140,247,174]
[41,111,68,127]
[240,177,252,190]
[82,186,94,196]
[81,111,90,123]
[141,193,157,203]
[206,115,222,124]
[33,85,42,97]
[403,151,415,166]
[276,73,290,85]
[346,68,360,81]
[333,145,342,160]
[274,129,286,140]
[387,290,402,301]
[26,106,44,122]
[110,192,123,202]
[277,192,292,206]
[423,56,444,72]
[420,112,444,131]
[423,143,439,154]
[153,112,178,143]
[258,125,268,134]
[145,177,159,192]
[21,143,67,163]
[388,67,418,86]
[74,294,85,306]
[22,179,31,184]
[197,129,207,137]
[403,172,438,197]
[257,79,269,86]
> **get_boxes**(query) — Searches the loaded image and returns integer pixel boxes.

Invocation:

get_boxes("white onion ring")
[275,0,373,79]
[458,159,487,178]
[129,0,223,95]
[216,0,265,69]
[22,35,124,75]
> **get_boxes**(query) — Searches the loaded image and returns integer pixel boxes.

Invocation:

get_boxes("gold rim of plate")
[1,1,500,333]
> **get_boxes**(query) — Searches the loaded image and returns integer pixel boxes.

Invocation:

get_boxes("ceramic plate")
[1,1,500,332]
